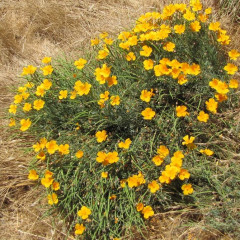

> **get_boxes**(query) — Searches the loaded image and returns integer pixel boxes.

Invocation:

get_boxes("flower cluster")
[8,0,239,238]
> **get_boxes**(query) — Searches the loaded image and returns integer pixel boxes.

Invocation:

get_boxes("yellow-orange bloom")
[140,89,154,102]
[52,181,60,190]
[205,98,218,114]
[118,138,132,149]
[75,223,85,235]
[97,49,109,60]
[163,42,175,52]
[136,203,144,212]
[157,145,169,158]
[174,24,185,34]
[42,57,51,64]
[141,107,155,120]
[148,180,160,193]
[20,118,32,131]
[126,52,136,61]
[75,150,84,159]
[141,206,154,219]
[33,99,45,111]
[197,111,209,123]
[59,90,68,99]
[200,149,214,156]
[37,151,46,161]
[143,59,154,70]
[74,80,92,96]
[176,105,189,117]
[78,206,91,219]
[46,140,59,154]
[178,169,190,180]
[58,144,70,155]
[23,103,32,112]
[182,184,194,195]
[74,58,87,69]
[110,95,120,106]
[9,104,17,114]
[224,63,238,75]
[152,155,164,166]
[101,172,108,178]
[28,169,39,180]
[229,79,238,89]
[41,65,53,75]
[21,65,37,76]
[9,118,16,127]
[190,21,201,32]
[91,38,100,46]
[96,130,108,143]
[182,135,196,149]
[140,45,152,57]
[47,193,58,205]
[228,49,240,60]
[209,22,220,31]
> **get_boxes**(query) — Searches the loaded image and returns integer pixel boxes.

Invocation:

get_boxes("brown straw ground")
[0,0,239,239]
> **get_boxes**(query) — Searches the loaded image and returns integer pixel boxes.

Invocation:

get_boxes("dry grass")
[0,0,239,239]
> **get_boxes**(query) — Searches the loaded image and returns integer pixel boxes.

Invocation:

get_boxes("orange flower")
[182,135,196,149]
[163,42,175,52]
[141,107,155,120]
[209,22,220,31]
[224,63,238,75]
[157,145,169,158]
[140,45,152,57]
[182,184,194,195]
[178,169,190,180]
[126,52,136,61]
[101,172,108,178]
[136,203,144,212]
[141,206,154,219]
[75,150,84,159]
[42,57,51,64]
[190,21,201,32]
[176,105,189,117]
[110,95,120,106]
[58,144,70,155]
[75,223,85,235]
[97,49,109,60]
[229,79,238,89]
[140,89,154,102]
[41,65,53,75]
[200,149,214,156]
[118,138,132,149]
[20,118,32,131]
[148,180,160,193]
[47,193,58,205]
[205,98,218,114]
[78,206,91,219]
[33,99,45,111]
[174,24,185,34]
[46,140,59,154]
[74,58,87,69]
[95,130,108,143]
[152,155,164,166]
[197,111,209,123]
[143,59,154,70]
[228,49,240,60]
[28,170,39,180]
[9,118,16,127]
[59,90,68,99]
[52,181,60,190]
